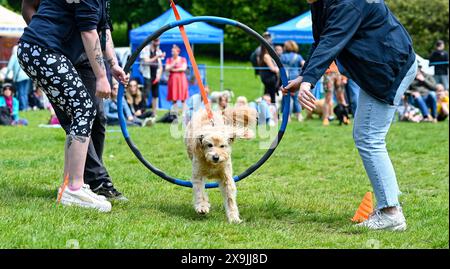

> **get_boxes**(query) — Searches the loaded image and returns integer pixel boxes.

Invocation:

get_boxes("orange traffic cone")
[351,192,373,223]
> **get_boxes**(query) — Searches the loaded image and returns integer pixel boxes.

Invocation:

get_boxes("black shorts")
[144,78,159,98]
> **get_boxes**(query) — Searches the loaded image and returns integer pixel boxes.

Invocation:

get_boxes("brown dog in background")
[185,107,256,223]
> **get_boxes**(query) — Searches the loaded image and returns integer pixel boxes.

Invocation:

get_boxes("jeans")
[353,61,417,210]
[249,101,273,125]
[411,92,437,118]
[434,74,449,91]
[281,91,302,114]
[15,79,32,111]
[346,79,360,115]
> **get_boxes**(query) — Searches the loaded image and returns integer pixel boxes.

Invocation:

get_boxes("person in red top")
[166,44,189,113]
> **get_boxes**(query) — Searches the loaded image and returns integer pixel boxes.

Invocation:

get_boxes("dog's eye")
[220,145,226,148]
[207,144,213,148]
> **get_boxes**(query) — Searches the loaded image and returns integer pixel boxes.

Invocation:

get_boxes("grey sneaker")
[357,208,407,231]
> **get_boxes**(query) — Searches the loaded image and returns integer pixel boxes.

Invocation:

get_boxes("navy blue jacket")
[20,0,109,65]
[301,0,416,105]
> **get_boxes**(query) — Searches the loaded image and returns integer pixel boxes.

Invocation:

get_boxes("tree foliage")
[386,0,449,57]
[3,0,448,58]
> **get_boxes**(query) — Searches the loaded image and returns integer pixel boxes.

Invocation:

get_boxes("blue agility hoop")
[118,16,290,188]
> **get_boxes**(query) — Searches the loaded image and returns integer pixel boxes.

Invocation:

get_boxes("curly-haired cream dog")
[185,107,257,223]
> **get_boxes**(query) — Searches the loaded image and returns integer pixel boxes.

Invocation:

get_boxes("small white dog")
[185,107,256,223]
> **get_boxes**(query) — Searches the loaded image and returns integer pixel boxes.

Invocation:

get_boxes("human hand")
[111,65,129,85]
[281,76,303,96]
[95,76,111,99]
[127,116,134,121]
[297,82,317,112]
[135,110,142,117]
[416,73,425,82]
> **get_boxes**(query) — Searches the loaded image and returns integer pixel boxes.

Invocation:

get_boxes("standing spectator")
[0,83,28,126]
[281,40,305,121]
[258,45,279,104]
[407,64,438,122]
[6,45,32,111]
[250,32,274,76]
[436,84,449,121]
[166,44,189,114]
[140,38,164,116]
[429,40,449,91]
[275,45,284,57]
[337,61,360,116]
[322,62,349,126]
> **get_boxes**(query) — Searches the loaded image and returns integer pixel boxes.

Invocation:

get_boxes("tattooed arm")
[104,29,129,85]
[81,30,111,98]
[21,0,41,25]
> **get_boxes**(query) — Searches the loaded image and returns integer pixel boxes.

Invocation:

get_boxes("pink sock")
[68,184,82,191]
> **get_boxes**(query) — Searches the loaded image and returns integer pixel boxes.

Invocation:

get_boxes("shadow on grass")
[0,182,55,203]
[155,201,214,222]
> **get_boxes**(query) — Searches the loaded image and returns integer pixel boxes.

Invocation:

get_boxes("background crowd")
[0,36,448,128]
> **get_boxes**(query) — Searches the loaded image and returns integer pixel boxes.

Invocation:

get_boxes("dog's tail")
[223,106,257,140]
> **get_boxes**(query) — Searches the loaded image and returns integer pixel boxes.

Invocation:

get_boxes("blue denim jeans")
[346,79,360,115]
[249,101,273,125]
[411,92,437,118]
[15,79,32,111]
[353,61,417,210]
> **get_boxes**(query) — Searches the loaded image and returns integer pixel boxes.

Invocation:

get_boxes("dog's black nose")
[212,155,220,162]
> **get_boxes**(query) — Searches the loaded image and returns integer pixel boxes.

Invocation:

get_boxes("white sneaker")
[142,117,156,127]
[58,184,112,212]
[357,207,407,231]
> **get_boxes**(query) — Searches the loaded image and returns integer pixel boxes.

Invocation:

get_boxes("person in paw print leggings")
[18,0,128,212]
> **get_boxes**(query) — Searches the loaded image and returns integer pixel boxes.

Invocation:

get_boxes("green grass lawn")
[0,110,448,249]
[0,58,448,249]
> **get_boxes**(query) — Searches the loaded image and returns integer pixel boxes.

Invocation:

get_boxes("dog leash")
[169,1,215,126]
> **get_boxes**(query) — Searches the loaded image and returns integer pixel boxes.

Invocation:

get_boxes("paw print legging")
[17,42,96,137]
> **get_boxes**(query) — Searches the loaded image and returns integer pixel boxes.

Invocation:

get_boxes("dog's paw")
[227,214,242,224]
[194,202,210,215]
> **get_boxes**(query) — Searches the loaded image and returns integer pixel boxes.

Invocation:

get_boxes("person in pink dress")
[166,44,189,113]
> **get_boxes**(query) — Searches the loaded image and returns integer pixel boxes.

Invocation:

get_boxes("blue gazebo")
[129,5,225,95]
[267,11,314,44]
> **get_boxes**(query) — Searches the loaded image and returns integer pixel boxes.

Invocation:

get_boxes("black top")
[20,0,110,64]
[129,98,147,114]
[429,50,449,76]
[301,0,416,105]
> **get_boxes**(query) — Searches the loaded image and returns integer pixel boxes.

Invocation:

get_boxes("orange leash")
[57,174,69,204]
[170,1,214,121]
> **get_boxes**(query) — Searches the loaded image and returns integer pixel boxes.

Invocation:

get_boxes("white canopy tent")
[0,5,27,38]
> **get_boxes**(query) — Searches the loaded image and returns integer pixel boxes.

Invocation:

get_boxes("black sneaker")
[92,182,128,202]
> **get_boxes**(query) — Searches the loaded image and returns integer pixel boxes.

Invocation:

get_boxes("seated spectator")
[104,80,147,127]
[0,83,28,126]
[217,94,229,112]
[28,86,45,110]
[436,84,449,121]
[406,64,438,122]
[397,96,423,123]
[126,78,155,122]
[186,86,211,123]
[249,94,276,126]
